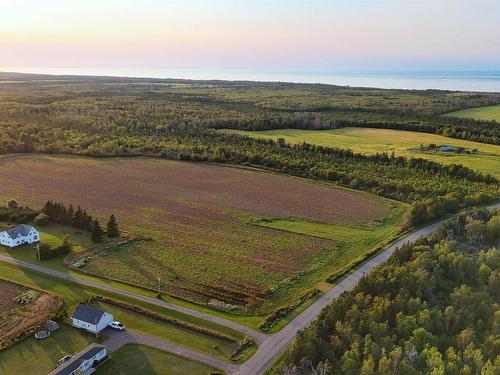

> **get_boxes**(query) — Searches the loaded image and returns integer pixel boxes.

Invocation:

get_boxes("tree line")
[0,79,498,229]
[42,200,120,242]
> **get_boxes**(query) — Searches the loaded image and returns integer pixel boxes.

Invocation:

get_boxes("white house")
[71,304,113,334]
[0,224,39,248]
[48,343,107,375]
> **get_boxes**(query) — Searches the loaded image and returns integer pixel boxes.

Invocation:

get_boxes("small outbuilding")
[438,145,455,152]
[71,304,113,334]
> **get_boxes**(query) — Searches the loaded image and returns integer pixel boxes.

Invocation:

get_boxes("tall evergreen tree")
[106,214,120,237]
[91,219,104,243]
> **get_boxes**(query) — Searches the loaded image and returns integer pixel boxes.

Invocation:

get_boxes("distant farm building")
[48,343,107,375]
[71,304,113,334]
[0,224,39,248]
[438,145,455,152]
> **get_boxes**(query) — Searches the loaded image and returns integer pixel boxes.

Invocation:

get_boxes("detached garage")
[71,304,113,334]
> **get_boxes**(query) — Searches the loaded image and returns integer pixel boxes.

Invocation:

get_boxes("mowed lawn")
[98,344,219,375]
[0,223,94,272]
[442,104,500,121]
[0,325,96,375]
[91,300,238,361]
[0,154,405,313]
[225,127,500,178]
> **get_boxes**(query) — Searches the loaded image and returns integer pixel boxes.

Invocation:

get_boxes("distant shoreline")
[1,68,500,92]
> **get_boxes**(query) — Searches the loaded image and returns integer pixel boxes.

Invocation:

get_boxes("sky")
[1,0,500,74]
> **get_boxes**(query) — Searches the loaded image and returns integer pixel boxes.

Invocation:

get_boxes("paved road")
[103,327,239,374]
[0,254,266,344]
[237,202,500,375]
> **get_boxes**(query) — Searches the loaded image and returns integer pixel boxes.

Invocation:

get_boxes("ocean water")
[2,67,500,92]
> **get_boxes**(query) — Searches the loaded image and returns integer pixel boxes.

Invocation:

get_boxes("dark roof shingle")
[47,343,106,375]
[2,224,35,240]
[72,304,105,324]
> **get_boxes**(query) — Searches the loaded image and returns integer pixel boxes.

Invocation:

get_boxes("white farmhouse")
[0,224,39,248]
[71,304,113,334]
[48,343,107,375]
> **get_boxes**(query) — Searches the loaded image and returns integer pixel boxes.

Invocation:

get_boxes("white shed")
[0,224,39,248]
[71,304,113,334]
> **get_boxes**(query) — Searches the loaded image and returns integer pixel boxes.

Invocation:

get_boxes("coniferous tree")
[91,219,104,243]
[106,214,119,237]
[73,205,83,228]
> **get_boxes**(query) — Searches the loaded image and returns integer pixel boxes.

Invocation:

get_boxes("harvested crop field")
[0,155,403,312]
[0,280,62,349]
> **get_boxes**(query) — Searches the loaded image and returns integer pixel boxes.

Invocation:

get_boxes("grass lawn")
[0,262,246,345]
[0,325,96,375]
[442,104,500,122]
[224,127,500,178]
[98,344,220,375]
[92,300,238,361]
[0,223,95,272]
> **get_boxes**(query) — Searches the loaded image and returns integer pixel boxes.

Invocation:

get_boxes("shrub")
[229,336,254,361]
[258,289,319,331]
[14,290,39,305]
[37,236,72,260]
[34,213,50,226]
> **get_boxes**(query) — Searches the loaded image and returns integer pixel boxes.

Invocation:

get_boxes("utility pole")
[156,276,161,298]
[36,244,40,261]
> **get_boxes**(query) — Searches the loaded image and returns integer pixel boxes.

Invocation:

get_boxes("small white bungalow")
[71,304,113,334]
[0,224,39,248]
[48,343,107,375]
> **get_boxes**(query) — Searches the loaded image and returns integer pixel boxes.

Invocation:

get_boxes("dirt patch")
[0,280,63,349]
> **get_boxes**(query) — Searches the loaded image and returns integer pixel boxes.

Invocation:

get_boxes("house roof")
[72,304,106,324]
[1,224,35,240]
[47,343,106,375]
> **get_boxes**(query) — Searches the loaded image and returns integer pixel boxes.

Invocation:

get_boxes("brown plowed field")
[0,155,395,311]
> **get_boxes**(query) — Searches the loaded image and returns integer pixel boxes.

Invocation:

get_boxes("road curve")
[103,327,239,374]
[237,202,500,375]
[0,254,266,344]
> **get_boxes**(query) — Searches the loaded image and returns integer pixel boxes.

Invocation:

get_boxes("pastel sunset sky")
[1,0,499,72]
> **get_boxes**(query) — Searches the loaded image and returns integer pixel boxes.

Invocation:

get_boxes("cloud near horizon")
[1,0,499,72]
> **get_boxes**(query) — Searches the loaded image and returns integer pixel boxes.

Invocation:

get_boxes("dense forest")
[279,209,500,375]
[0,73,499,227]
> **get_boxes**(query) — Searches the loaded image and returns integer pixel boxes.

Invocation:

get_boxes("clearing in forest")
[442,104,500,122]
[0,154,406,313]
[225,127,500,179]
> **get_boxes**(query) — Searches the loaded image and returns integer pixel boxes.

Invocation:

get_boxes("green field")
[98,344,219,375]
[250,201,406,305]
[225,127,500,178]
[443,104,500,121]
[0,325,96,375]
